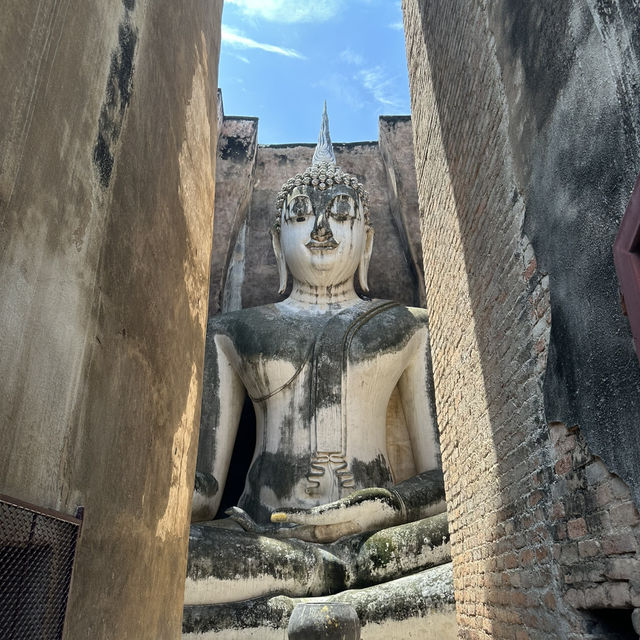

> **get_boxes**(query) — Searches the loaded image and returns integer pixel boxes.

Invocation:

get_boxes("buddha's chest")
[225,302,418,402]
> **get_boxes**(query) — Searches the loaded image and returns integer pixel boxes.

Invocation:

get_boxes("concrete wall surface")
[404,0,640,636]
[0,1,222,638]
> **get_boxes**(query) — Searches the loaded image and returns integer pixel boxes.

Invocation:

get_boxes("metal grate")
[0,494,82,640]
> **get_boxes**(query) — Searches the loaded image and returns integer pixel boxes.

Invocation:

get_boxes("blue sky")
[219,0,410,144]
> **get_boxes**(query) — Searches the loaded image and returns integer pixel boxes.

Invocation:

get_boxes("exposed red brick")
[555,454,572,475]
[524,258,537,280]
[567,518,588,540]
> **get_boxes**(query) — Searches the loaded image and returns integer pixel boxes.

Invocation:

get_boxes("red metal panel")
[614,172,640,358]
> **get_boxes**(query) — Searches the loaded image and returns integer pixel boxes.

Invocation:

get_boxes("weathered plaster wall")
[379,116,426,308]
[207,114,258,317]
[404,0,640,636]
[0,1,222,638]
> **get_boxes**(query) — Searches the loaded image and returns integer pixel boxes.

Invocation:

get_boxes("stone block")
[555,455,573,476]
[605,557,640,581]
[584,461,609,486]
[578,539,601,558]
[609,501,640,527]
[602,534,637,555]
[567,518,588,540]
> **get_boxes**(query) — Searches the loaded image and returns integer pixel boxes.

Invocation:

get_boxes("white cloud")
[225,0,342,23]
[389,21,404,31]
[339,48,365,66]
[221,26,306,59]
[358,66,402,108]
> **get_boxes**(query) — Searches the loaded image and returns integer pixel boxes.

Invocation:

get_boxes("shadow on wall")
[407,0,640,634]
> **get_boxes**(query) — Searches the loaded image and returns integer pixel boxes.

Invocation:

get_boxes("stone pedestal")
[183,562,457,639]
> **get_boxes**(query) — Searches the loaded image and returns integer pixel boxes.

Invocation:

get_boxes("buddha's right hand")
[270,487,406,543]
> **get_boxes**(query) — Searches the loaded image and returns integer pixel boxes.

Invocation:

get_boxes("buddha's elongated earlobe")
[271,227,288,294]
[358,225,374,293]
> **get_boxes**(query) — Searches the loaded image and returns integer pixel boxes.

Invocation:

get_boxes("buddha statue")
[183,106,453,635]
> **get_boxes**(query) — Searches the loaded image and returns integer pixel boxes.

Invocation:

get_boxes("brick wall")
[403,0,640,636]
[403,1,562,635]
[550,422,640,636]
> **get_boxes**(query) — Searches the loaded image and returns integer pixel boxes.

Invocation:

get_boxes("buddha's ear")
[358,225,374,293]
[271,227,288,294]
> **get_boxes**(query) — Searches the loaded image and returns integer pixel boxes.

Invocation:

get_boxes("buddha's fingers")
[271,503,352,526]
[313,521,361,542]
[226,506,260,532]
[271,489,401,528]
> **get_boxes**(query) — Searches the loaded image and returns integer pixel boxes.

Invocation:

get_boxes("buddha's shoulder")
[366,299,428,330]
[208,304,279,329]
[207,304,320,358]
[343,300,428,361]
[207,304,291,339]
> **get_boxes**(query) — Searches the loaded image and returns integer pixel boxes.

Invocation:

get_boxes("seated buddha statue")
[184,106,451,615]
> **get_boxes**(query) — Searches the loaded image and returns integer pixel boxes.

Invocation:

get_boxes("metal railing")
[0,494,82,640]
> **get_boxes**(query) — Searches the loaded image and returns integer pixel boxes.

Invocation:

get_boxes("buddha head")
[272,104,374,295]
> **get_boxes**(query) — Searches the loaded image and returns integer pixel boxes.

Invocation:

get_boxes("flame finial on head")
[312,101,336,165]
[274,102,370,230]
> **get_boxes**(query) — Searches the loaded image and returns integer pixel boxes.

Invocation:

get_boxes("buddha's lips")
[306,239,339,250]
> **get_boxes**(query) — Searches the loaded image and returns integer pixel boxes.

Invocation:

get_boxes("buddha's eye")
[286,196,312,222]
[329,195,355,221]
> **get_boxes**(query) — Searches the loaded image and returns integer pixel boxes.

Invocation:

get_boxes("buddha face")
[277,184,371,289]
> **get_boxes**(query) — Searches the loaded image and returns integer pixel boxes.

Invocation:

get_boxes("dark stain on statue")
[212,303,420,367]
[351,455,393,490]
[240,452,309,523]
[194,470,218,499]
[279,397,298,448]
[93,5,138,188]
[349,513,450,590]
[348,305,418,361]
[183,597,291,634]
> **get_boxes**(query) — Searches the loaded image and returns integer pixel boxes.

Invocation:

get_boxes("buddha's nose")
[311,211,333,241]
